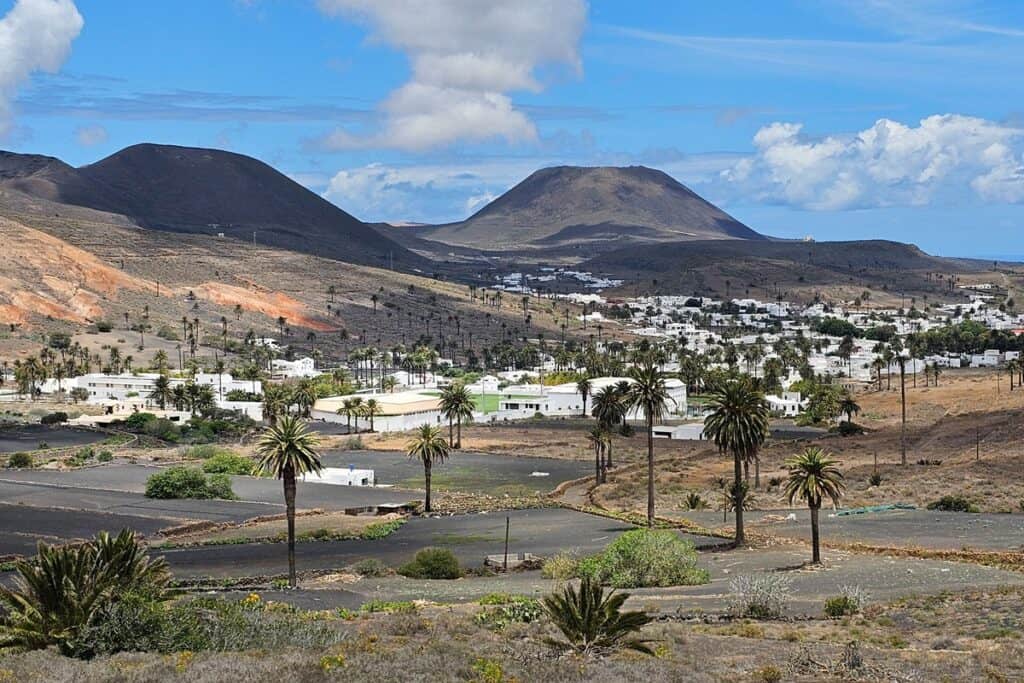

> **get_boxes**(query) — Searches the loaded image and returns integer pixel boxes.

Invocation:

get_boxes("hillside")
[0,144,421,269]
[419,165,763,250]
[585,238,1003,303]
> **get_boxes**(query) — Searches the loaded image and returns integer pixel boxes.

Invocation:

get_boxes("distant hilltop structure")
[802,235,815,242]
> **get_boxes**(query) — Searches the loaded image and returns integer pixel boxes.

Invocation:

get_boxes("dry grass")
[2,588,1023,682]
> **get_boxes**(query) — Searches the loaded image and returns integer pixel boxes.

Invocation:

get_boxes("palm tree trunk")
[424,460,432,513]
[605,438,613,469]
[448,416,454,447]
[456,417,462,449]
[899,362,907,466]
[734,452,745,546]
[754,456,760,490]
[810,505,821,564]
[595,446,601,485]
[646,411,655,527]
[284,467,297,587]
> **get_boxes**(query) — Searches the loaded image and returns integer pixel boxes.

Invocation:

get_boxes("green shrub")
[837,421,864,436]
[397,547,462,579]
[143,418,181,442]
[186,444,234,460]
[201,453,255,476]
[344,436,364,449]
[124,412,157,431]
[95,321,113,333]
[7,452,33,468]
[926,495,979,513]
[868,472,883,487]
[39,411,68,425]
[359,518,405,540]
[824,585,868,618]
[97,450,114,463]
[475,596,543,630]
[579,529,709,588]
[542,577,653,655]
[144,466,236,500]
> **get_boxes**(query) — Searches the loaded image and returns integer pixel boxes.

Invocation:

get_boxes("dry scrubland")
[1,587,1023,682]
[366,370,1024,516]
[0,199,587,367]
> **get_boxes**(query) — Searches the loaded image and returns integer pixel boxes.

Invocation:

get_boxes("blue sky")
[3,0,1024,257]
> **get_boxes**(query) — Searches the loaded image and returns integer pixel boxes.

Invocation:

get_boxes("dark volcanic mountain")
[0,144,421,269]
[419,165,763,250]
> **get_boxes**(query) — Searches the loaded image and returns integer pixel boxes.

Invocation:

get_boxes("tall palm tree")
[586,426,609,484]
[591,385,626,468]
[148,374,172,409]
[364,398,383,432]
[576,375,592,417]
[262,383,292,426]
[624,363,673,527]
[256,416,322,588]
[783,447,845,564]
[406,424,450,513]
[703,378,769,546]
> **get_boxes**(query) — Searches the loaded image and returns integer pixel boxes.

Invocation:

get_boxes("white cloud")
[0,0,83,138]
[719,114,1024,210]
[322,160,535,222]
[74,123,107,146]
[315,0,586,151]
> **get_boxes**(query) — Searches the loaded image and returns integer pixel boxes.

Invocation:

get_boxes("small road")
[0,425,106,453]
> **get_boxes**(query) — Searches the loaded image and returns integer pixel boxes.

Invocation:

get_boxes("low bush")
[728,574,792,619]
[683,492,707,510]
[926,494,979,513]
[360,518,405,540]
[541,552,579,581]
[824,585,868,618]
[201,453,255,476]
[143,418,181,442]
[124,412,157,431]
[577,529,709,588]
[39,411,68,425]
[360,599,417,614]
[186,444,236,460]
[7,452,33,468]
[868,472,883,487]
[97,450,114,463]
[344,436,364,449]
[144,466,237,500]
[398,547,462,580]
[351,558,389,577]
[837,421,864,437]
[475,596,543,630]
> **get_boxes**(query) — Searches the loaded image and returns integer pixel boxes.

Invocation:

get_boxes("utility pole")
[503,516,510,572]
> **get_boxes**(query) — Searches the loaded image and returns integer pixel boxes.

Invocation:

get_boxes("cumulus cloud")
[720,114,1024,210]
[0,0,83,138]
[315,0,586,151]
[321,160,533,222]
[74,123,107,146]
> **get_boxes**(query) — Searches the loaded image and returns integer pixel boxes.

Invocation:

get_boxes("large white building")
[497,376,687,420]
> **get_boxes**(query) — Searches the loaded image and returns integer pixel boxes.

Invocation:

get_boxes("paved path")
[0,425,106,453]
[321,449,589,493]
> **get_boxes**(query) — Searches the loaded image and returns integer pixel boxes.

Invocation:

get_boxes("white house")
[303,467,376,487]
[272,357,317,378]
[496,376,687,420]
[767,391,805,417]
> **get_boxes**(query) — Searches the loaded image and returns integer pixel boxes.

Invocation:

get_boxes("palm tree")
[406,424,450,513]
[586,426,609,484]
[783,447,845,564]
[256,416,322,588]
[703,378,769,546]
[591,385,626,468]
[364,398,383,432]
[542,577,653,655]
[148,374,172,409]
[838,392,860,423]
[576,375,592,417]
[624,363,673,527]
[262,383,292,426]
